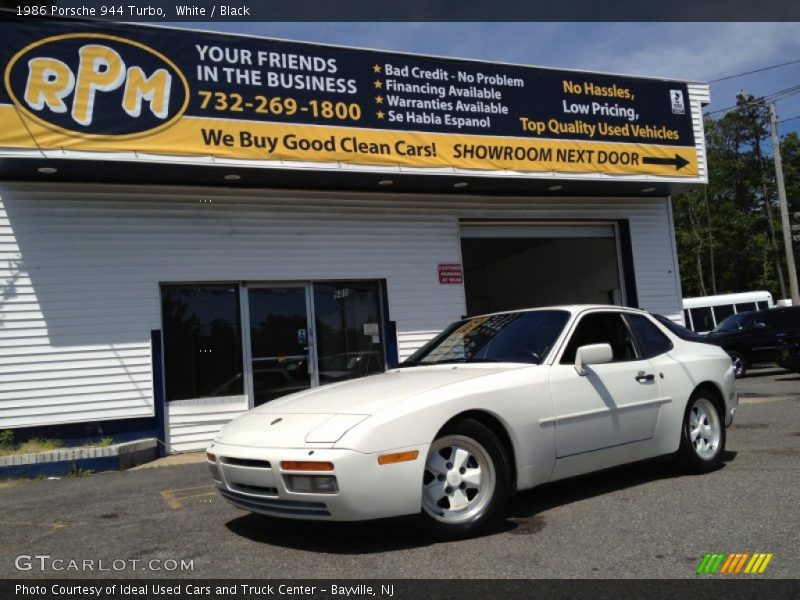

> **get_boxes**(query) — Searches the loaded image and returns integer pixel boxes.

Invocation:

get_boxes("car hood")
[213,364,526,448]
[253,364,522,416]
[702,331,731,343]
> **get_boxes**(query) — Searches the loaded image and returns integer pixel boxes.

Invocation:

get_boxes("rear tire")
[728,351,747,378]
[678,391,725,473]
[420,418,510,540]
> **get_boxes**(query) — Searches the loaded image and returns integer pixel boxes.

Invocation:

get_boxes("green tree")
[780,131,800,265]
[673,94,789,299]
[781,131,800,213]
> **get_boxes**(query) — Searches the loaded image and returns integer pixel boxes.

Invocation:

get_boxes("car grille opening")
[220,457,272,469]
[219,489,331,517]
[230,483,279,496]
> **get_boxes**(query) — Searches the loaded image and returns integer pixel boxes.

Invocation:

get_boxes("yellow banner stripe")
[745,554,764,574]
[0,105,700,178]
[757,554,773,574]
[744,555,757,573]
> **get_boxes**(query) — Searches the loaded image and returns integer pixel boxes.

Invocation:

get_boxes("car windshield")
[651,313,708,342]
[401,310,570,366]
[713,312,755,333]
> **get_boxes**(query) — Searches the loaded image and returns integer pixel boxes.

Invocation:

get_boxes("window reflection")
[161,285,243,401]
[160,281,388,404]
[248,287,311,406]
[314,282,385,386]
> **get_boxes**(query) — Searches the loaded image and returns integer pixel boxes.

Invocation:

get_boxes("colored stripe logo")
[696,552,773,574]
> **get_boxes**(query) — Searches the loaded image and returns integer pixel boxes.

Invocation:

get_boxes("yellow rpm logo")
[4,33,189,140]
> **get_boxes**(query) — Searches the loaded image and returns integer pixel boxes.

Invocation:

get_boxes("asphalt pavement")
[1,368,798,579]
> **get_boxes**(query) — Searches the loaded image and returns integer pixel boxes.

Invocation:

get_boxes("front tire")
[728,351,747,378]
[420,418,510,539]
[678,392,725,473]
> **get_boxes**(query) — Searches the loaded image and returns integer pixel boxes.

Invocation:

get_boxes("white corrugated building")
[0,20,709,452]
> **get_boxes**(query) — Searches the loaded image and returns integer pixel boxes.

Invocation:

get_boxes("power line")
[703,83,800,118]
[709,58,800,83]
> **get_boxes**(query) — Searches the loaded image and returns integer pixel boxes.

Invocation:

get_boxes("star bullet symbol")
[376,110,385,120]
[372,64,382,73]
[375,95,383,104]
[374,80,383,89]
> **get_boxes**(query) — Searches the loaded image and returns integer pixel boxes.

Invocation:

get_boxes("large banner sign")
[1,18,702,178]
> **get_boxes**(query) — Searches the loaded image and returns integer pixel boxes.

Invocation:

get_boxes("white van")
[682,291,774,334]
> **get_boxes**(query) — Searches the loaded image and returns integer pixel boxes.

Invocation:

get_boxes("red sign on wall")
[438,264,463,285]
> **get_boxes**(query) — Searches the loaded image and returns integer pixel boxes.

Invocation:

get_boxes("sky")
[171,22,800,142]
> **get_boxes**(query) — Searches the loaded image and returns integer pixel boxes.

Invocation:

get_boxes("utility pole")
[769,102,800,305]
[740,92,787,299]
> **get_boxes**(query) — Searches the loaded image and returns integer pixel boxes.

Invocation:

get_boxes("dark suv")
[704,306,800,377]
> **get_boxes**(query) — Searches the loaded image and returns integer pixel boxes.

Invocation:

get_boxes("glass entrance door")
[244,281,387,407]
[247,286,313,406]
[313,282,385,386]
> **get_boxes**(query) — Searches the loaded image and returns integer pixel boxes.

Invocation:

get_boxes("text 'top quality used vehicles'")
[207,305,737,538]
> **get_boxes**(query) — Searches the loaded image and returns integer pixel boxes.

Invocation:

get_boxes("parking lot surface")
[1,368,798,579]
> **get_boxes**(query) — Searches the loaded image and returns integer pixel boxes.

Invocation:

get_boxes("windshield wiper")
[424,357,504,365]
[399,357,506,367]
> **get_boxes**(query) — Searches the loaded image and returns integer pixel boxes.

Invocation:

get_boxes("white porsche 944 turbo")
[208,305,737,538]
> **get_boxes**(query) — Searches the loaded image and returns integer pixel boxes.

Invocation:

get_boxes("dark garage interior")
[461,233,624,316]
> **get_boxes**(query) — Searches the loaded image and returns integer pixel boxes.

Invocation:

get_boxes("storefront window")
[314,282,385,386]
[161,285,243,401]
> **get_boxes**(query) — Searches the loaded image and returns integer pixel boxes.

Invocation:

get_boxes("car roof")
[472,304,649,319]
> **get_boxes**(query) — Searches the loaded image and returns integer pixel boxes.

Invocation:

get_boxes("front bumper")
[722,362,738,428]
[207,442,429,521]
[726,391,738,427]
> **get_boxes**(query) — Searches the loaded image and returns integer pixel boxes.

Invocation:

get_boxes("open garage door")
[460,223,627,316]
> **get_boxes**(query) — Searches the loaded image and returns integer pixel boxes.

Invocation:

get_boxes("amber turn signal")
[378,450,419,465]
[206,452,216,462]
[280,461,335,471]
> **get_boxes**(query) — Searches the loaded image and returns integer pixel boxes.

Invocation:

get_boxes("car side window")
[560,312,639,364]
[713,304,735,323]
[771,309,799,330]
[626,314,674,358]
[756,312,779,330]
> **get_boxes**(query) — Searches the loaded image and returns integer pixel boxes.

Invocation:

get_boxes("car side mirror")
[574,343,614,376]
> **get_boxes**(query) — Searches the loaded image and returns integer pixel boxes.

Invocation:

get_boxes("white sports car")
[208,305,737,538]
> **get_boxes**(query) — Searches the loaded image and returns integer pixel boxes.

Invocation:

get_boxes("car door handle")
[636,372,655,383]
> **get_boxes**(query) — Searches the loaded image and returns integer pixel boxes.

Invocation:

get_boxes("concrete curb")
[129,450,206,470]
[0,438,158,479]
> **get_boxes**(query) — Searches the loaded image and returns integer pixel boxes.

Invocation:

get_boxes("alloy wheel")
[422,435,496,524]
[689,397,722,460]
[730,354,745,378]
